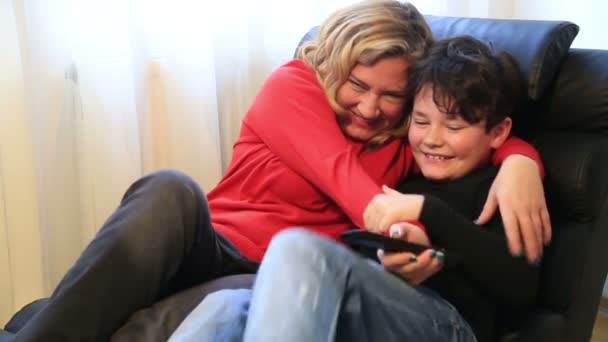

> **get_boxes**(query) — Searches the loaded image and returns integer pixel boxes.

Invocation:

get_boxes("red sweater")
[208,59,542,262]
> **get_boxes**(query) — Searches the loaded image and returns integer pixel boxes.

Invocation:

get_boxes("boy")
[372,35,539,341]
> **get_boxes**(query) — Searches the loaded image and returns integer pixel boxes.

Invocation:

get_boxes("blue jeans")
[169,289,252,342]
[177,229,477,342]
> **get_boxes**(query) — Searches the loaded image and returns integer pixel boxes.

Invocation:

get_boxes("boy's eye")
[413,120,429,126]
[447,125,465,131]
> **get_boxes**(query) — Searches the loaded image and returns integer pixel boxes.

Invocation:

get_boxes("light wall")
[514,0,608,49]
[412,0,608,49]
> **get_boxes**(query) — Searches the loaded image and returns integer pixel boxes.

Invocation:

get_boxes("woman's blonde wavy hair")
[297,0,433,148]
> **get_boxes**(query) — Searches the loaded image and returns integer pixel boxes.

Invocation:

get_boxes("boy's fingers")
[400,250,443,284]
[381,251,417,267]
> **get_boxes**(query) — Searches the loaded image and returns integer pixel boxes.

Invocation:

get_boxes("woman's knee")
[139,169,202,197]
[108,169,210,242]
[123,169,208,212]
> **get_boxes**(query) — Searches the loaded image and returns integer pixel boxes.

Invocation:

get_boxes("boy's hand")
[378,248,443,285]
[363,186,424,234]
[379,223,440,285]
[476,155,551,264]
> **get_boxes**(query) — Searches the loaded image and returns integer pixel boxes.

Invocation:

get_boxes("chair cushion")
[535,132,608,223]
[543,49,608,133]
[0,329,15,342]
[499,310,565,342]
[110,274,256,342]
[424,16,579,101]
[4,298,49,333]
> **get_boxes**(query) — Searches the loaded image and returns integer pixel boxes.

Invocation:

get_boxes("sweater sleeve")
[419,196,539,307]
[492,136,545,178]
[243,60,381,228]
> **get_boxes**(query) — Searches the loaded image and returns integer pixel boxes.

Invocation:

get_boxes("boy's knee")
[266,229,336,266]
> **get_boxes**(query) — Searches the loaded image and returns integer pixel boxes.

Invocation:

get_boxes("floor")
[592,311,608,342]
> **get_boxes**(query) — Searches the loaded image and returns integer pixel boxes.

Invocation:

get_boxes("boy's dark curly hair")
[405,36,524,131]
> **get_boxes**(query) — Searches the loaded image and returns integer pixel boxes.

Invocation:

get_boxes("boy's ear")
[489,117,513,149]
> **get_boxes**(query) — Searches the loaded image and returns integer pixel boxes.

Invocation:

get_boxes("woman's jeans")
[182,229,477,342]
[15,170,255,342]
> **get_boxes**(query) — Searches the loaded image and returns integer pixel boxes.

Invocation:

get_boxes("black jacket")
[396,166,539,342]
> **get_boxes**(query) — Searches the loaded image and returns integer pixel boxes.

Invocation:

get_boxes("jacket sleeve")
[492,136,545,178]
[419,195,539,307]
[243,60,381,228]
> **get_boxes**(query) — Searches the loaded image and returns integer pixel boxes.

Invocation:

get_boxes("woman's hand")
[476,154,551,263]
[363,186,424,234]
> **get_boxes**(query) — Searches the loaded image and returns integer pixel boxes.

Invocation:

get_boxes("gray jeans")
[15,170,255,342]
[171,228,476,342]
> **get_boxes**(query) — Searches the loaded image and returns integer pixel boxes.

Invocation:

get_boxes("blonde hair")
[297,0,433,148]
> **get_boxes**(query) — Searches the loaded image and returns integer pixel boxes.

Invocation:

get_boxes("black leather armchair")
[3,15,608,342]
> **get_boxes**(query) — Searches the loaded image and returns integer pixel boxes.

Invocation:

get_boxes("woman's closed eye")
[349,79,366,91]
[383,92,406,103]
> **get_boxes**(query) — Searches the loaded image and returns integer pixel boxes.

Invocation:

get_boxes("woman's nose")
[357,93,381,119]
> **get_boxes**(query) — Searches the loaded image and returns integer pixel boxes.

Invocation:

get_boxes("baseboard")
[599,297,608,317]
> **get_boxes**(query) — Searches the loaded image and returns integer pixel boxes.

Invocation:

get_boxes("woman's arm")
[481,136,551,264]
[492,136,544,176]
[479,153,551,263]
[244,60,407,228]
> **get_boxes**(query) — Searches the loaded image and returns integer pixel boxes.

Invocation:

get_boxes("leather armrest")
[535,131,608,223]
[110,274,255,342]
[500,310,565,342]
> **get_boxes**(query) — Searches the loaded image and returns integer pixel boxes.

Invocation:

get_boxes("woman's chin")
[342,126,377,143]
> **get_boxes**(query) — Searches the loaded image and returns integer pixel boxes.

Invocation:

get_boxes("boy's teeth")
[427,154,447,160]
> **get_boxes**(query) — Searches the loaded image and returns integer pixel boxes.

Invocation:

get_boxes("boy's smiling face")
[408,85,512,181]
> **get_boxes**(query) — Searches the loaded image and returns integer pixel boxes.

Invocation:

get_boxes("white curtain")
[410,0,515,18]
[0,0,357,323]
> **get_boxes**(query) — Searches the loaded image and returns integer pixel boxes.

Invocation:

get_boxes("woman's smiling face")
[336,57,410,142]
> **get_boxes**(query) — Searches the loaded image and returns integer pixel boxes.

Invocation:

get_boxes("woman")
[15,1,548,341]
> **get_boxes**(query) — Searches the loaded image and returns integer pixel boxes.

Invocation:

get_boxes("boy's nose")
[423,126,444,147]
